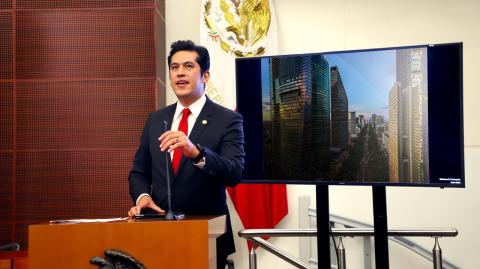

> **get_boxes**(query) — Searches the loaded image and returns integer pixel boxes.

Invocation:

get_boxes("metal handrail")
[239,228,458,238]
[327,213,460,269]
[239,227,458,269]
[246,236,313,269]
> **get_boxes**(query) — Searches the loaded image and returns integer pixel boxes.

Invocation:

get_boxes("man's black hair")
[167,40,210,75]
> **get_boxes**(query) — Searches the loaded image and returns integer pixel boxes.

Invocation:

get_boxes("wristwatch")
[192,143,206,163]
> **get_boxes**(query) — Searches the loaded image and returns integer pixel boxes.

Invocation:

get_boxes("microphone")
[163,121,184,220]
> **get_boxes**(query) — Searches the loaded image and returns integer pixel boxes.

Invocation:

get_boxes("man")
[128,40,245,269]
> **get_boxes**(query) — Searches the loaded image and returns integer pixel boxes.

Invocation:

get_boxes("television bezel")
[235,42,465,188]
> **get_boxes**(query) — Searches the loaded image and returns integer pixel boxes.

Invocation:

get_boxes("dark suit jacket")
[128,97,245,256]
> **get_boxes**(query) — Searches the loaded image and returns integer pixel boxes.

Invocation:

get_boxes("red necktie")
[172,108,191,174]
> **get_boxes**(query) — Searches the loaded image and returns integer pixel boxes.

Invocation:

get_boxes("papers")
[49,217,129,224]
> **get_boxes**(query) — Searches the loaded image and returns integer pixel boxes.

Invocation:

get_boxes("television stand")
[316,185,389,269]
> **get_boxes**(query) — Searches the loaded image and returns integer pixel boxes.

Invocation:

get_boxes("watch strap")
[193,144,206,163]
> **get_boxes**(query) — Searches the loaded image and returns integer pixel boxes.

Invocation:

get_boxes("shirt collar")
[174,94,207,120]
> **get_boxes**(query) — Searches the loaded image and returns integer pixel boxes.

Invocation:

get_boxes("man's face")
[169,50,209,103]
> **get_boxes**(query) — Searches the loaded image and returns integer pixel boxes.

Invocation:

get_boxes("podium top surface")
[30,215,226,235]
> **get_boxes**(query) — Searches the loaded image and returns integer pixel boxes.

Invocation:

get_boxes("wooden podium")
[28,215,226,269]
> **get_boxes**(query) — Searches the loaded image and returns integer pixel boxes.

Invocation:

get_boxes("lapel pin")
[202,120,208,125]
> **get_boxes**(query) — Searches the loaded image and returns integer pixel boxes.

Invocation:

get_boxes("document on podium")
[49,217,129,224]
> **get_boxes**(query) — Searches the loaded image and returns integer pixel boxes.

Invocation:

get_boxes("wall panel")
[16,10,155,79]
[0,153,13,222]
[155,0,166,108]
[0,0,11,10]
[0,13,13,79]
[16,0,153,9]
[14,225,27,252]
[15,150,133,222]
[16,80,154,149]
[0,225,13,247]
[0,83,13,150]
[0,0,165,250]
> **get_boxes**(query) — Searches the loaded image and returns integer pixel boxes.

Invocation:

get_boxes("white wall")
[166,0,480,268]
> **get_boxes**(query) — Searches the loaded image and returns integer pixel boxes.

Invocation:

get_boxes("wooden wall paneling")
[0,0,165,252]
[0,83,13,150]
[0,225,13,249]
[0,13,13,79]
[13,225,27,252]
[16,80,155,149]
[16,9,155,79]
[0,0,12,10]
[15,150,133,221]
[156,0,165,19]
[155,0,166,108]
[16,0,154,9]
[0,153,13,223]
[0,83,13,247]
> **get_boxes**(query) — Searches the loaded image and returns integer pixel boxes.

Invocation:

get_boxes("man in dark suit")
[127,40,245,269]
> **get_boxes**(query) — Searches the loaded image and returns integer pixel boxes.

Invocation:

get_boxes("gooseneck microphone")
[163,121,175,220]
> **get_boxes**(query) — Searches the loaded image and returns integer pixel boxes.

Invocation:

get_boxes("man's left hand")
[159,130,199,158]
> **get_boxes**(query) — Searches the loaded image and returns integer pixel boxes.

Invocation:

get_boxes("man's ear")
[202,70,210,84]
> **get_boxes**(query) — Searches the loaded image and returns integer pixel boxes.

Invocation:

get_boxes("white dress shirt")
[169,94,207,160]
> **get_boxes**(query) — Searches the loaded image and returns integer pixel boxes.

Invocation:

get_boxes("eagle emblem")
[203,0,271,57]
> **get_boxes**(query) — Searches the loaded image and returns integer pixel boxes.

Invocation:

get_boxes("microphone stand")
[163,121,185,220]
[164,121,175,220]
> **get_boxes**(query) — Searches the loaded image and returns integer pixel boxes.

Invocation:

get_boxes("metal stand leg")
[433,237,442,269]
[337,237,347,269]
[372,186,390,269]
[316,185,331,268]
[249,246,257,269]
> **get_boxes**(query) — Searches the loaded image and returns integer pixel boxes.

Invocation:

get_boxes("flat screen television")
[236,43,464,187]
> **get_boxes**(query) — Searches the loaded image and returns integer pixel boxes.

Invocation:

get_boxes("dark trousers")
[216,231,232,269]
[216,253,227,269]
[216,214,234,269]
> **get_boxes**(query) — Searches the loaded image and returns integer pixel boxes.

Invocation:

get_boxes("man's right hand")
[128,196,165,218]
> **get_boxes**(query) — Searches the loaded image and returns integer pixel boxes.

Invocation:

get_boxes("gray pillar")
[433,237,442,269]
[337,237,347,269]
[249,246,257,269]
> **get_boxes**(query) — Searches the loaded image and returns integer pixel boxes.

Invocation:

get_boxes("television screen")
[236,43,464,187]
